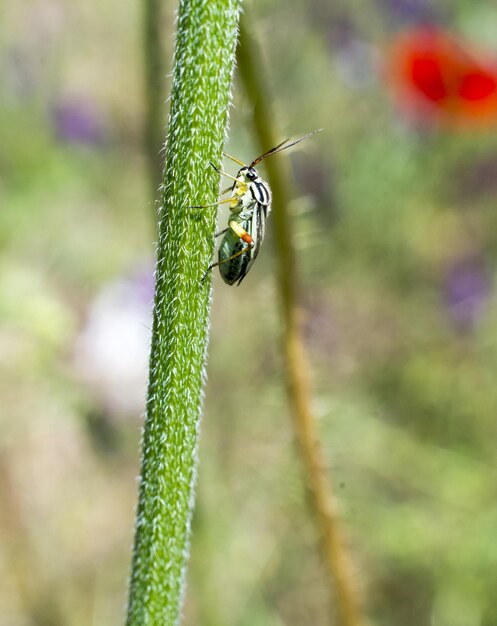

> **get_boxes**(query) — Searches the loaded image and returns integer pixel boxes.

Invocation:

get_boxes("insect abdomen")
[218,220,254,285]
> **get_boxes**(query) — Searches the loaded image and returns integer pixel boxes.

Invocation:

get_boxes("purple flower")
[443,256,491,332]
[52,97,106,145]
[376,0,439,25]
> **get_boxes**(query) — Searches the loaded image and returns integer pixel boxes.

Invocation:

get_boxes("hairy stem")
[237,16,368,626]
[126,1,241,624]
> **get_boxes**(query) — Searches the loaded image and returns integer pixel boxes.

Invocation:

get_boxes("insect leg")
[215,227,229,237]
[190,197,234,209]
[201,244,254,282]
[201,221,254,282]
[209,162,239,183]
[223,152,246,167]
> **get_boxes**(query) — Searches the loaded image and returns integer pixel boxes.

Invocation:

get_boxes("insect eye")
[246,169,257,180]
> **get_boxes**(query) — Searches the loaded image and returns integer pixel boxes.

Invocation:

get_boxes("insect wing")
[234,180,271,285]
[235,203,268,285]
[238,180,271,281]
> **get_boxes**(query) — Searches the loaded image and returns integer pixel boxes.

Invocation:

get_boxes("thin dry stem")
[237,16,368,626]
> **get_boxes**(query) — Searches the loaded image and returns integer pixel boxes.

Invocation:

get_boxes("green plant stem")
[237,17,368,626]
[127,1,241,624]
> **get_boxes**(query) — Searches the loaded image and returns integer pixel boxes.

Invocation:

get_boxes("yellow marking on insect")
[229,182,248,208]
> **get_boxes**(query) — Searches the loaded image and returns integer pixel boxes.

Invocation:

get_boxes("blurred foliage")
[2,0,497,625]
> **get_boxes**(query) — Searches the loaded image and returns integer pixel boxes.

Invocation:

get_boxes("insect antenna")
[250,128,323,167]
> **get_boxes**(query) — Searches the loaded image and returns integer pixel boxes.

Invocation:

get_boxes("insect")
[196,129,321,285]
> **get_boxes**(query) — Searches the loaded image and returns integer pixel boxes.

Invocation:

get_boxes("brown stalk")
[236,16,368,626]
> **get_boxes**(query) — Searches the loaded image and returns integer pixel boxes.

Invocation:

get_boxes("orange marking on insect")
[242,232,253,244]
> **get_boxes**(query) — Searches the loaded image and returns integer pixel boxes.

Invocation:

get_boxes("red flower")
[387,28,497,127]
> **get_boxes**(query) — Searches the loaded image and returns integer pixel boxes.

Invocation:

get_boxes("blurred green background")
[2,0,497,624]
